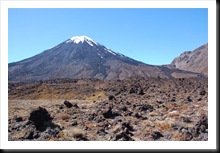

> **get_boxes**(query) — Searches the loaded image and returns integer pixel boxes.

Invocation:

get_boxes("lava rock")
[114,131,133,141]
[73,103,79,109]
[24,131,34,139]
[183,117,191,123]
[151,131,164,140]
[59,104,64,109]
[156,100,163,104]
[108,95,116,101]
[129,85,144,95]
[183,131,193,141]
[13,115,23,122]
[64,101,73,108]
[72,121,78,126]
[12,123,21,131]
[121,106,127,111]
[122,122,134,131]
[103,107,119,119]
[171,97,176,102]
[200,125,207,133]
[133,112,142,119]
[200,90,206,95]
[187,96,192,102]
[28,107,53,130]
[139,104,154,112]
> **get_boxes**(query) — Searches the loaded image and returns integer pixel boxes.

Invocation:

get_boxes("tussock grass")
[55,113,71,120]
[85,91,106,100]
[63,127,86,139]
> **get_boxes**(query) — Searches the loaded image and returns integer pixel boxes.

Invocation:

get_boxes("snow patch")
[104,48,117,55]
[65,36,127,59]
[87,41,94,46]
[66,36,99,47]
[65,40,72,43]
[97,52,103,58]
[103,48,125,57]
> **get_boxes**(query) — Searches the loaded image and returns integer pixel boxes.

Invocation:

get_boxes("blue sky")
[8,8,208,65]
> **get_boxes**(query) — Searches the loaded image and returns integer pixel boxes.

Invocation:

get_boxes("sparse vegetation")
[8,77,208,141]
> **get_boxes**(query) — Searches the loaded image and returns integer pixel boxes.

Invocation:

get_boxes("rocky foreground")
[8,77,208,141]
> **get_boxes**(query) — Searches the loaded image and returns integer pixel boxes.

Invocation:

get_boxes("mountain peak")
[66,35,98,46]
[8,35,205,82]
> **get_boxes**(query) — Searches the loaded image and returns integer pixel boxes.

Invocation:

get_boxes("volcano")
[8,36,201,82]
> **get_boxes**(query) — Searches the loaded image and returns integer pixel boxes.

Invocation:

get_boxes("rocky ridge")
[170,43,208,75]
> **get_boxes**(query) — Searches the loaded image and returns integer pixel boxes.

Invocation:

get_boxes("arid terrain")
[8,37,208,141]
[8,76,208,141]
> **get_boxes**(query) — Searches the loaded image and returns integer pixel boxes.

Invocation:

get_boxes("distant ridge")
[170,43,208,75]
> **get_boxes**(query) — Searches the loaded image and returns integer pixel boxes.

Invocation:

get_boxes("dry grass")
[172,131,184,141]
[8,77,208,141]
[171,72,198,78]
[148,112,158,117]
[63,127,86,140]
[142,120,155,128]
[112,124,121,134]
[167,111,180,118]
[85,91,106,100]
[55,113,71,120]
[155,121,173,132]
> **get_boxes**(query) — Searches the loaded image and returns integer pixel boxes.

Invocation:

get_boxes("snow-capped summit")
[65,35,123,57]
[66,35,98,46]
[8,35,202,82]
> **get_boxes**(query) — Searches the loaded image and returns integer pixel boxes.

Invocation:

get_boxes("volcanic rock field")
[8,76,208,141]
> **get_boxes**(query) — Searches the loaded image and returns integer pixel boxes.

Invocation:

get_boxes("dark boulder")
[73,103,79,109]
[103,107,114,119]
[187,96,192,102]
[28,107,53,130]
[13,115,23,122]
[59,104,64,109]
[139,104,154,112]
[156,100,163,104]
[199,90,206,95]
[190,114,208,137]
[182,131,193,141]
[121,106,127,111]
[197,115,208,129]
[24,131,34,139]
[122,122,134,132]
[132,112,142,119]
[64,100,73,108]
[108,95,116,101]
[88,113,96,121]
[129,85,144,95]
[114,131,133,141]
[151,131,164,140]
[183,117,191,123]
[72,121,78,126]
[97,128,108,135]
[12,123,21,131]
[171,97,176,102]
[103,107,120,119]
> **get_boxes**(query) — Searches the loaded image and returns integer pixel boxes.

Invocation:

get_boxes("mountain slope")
[8,36,201,82]
[170,43,208,75]
[8,36,164,82]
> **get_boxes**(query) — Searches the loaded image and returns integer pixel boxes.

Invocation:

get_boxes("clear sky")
[8,8,208,65]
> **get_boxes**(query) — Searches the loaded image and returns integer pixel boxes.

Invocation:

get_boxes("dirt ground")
[8,77,208,141]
